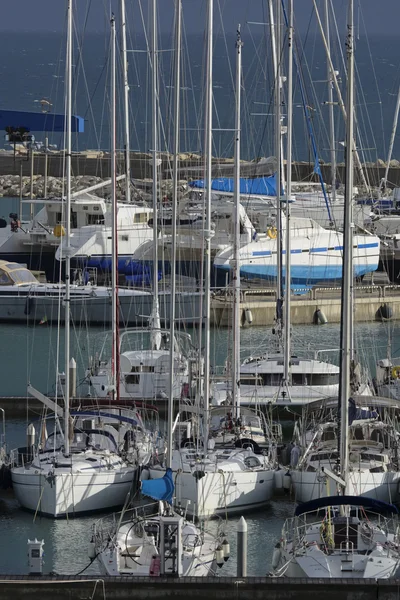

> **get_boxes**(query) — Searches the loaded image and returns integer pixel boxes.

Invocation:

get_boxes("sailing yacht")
[288,398,400,504]
[87,327,196,404]
[213,212,380,287]
[270,0,400,578]
[149,23,275,520]
[91,2,225,576]
[10,7,147,518]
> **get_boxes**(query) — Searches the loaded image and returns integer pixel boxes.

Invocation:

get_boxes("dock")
[211,281,400,327]
[0,575,399,600]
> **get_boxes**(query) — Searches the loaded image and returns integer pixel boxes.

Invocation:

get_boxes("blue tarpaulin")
[348,397,378,425]
[141,468,174,504]
[189,174,278,196]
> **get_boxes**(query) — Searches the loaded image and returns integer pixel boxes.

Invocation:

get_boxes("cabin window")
[134,213,147,224]
[308,373,339,386]
[244,456,261,468]
[240,377,263,386]
[125,374,140,385]
[0,270,11,285]
[87,214,105,225]
[360,453,385,462]
[56,211,77,228]
[130,366,154,373]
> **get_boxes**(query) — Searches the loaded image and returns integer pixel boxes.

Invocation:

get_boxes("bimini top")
[295,495,399,517]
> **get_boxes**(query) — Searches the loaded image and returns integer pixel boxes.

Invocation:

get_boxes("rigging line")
[281,0,332,223]
[356,0,386,161]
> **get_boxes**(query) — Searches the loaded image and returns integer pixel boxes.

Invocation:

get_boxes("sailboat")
[270,0,400,578]
[86,0,200,407]
[10,8,145,518]
[91,2,226,576]
[150,17,275,520]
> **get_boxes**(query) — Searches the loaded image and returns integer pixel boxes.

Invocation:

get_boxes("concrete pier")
[211,282,400,327]
[0,576,399,600]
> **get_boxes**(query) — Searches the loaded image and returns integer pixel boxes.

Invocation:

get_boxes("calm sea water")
[0,316,398,574]
[0,31,398,162]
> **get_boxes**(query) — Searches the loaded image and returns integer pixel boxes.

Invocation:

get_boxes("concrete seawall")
[211,283,400,327]
[0,576,400,600]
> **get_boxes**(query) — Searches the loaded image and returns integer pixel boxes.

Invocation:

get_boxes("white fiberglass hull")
[278,546,400,578]
[11,467,137,517]
[150,467,274,519]
[289,470,400,504]
[0,288,202,326]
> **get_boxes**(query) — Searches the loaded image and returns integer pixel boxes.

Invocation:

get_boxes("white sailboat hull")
[150,467,274,518]
[278,547,400,578]
[11,467,137,517]
[289,470,400,504]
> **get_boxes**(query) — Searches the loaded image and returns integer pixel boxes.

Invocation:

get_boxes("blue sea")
[0,30,399,163]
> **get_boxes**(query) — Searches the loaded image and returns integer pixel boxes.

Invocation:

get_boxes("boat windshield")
[3,264,38,285]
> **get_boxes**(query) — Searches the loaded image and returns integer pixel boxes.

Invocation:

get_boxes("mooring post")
[237,516,248,577]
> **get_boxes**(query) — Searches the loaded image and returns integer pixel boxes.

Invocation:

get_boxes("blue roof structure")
[0,109,84,133]
[189,174,278,196]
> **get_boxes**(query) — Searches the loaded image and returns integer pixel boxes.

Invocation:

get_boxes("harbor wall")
[0,576,400,600]
[0,152,399,188]
[211,284,400,327]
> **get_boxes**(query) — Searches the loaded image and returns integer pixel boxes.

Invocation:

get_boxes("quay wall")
[0,153,399,188]
[211,284,400,327]
[0,576,400,600]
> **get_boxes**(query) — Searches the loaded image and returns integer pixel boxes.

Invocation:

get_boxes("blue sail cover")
[189,174,278,196]
[348,397,378,425]
[141,468,174,504]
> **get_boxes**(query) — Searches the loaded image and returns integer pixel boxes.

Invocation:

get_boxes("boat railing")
[282,511,400,553]
[92,502,159,548]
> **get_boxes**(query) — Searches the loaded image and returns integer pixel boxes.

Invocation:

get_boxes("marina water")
[0,317,399,575]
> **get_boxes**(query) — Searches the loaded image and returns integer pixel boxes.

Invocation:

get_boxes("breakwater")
[0,151,399,194]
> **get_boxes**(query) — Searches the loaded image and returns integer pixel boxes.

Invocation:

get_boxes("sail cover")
[141,468,174,504]
[189,174,278,196]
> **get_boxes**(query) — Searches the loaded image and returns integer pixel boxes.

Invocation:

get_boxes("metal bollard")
[237,516,247,577]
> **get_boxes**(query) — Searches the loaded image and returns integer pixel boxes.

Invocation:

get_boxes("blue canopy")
[141,468,174,504]
[189,174,278,196]
[348,397,378,425]
[295,495,398,516]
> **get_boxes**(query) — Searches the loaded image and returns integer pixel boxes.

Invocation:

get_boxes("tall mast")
[283,0,293,386]
[339,0,354,490]
[273,0,283,344]
[268,0,285,195]
[324,0,336,204]
[232,25,242,421]
[120,0,131,204]
[202,0,213,451]
[167,0,181,469]
[111,14,119,401]
[312,0,369,194]
[150,0,161,350]
[64,0,73,456]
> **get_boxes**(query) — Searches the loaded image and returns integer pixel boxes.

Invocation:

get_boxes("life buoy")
[54,224,66,238]
[267,227,277,239]
[391,367,400,379]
